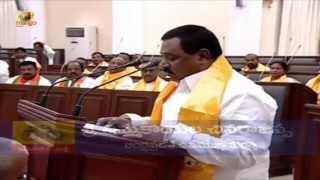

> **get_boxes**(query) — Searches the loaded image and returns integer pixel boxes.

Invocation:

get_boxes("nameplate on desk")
[83,123,121,135]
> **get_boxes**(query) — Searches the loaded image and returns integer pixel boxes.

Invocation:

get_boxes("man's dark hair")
[91,52,105,58]
[161,25,222,59]
[18,61,37,69]
[33,41,44,48]
[118,52,132,61]
[15,47,26,53]
[270,60,289,72]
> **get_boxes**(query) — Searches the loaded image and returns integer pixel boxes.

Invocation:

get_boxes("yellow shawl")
[242,63,270,72]
[133,77,163,92]
[101,70,128,89]
[150,55,233,180]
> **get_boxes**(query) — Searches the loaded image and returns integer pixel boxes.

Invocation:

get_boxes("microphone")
[40,75,82,107]
[259,52,276,80]
[72,58,161,117]
[286,44,302,65]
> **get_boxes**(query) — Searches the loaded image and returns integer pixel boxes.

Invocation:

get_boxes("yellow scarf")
[133,77,163,92]
[261,75,290,83]
[306,75,320,104]
[150,55,233,180]
[101,70,128,89]
[242,63,269,72]
[127,66,141,77]
[307,75,320,92]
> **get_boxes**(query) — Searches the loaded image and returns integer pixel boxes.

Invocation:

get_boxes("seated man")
[0,137,29,180]
[95,57,133,90]
[12,47,41,69]
[0,60,9,83]
[33,41,55,65]
[132,63,167,92]
[97,25,277,180]
[241,53,269,72]
[55,60,95,88]
[6,61,51,86]
[84,52,109,74]
[306,74,320,104]
[118,52,141,77]
[260,60,299,83]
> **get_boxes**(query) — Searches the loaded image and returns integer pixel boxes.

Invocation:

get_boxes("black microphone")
[40,75,83,107]
[72,59,161,117]
[40,56,146,107]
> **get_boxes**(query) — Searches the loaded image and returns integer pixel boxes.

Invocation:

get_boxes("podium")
[17,100,185,180]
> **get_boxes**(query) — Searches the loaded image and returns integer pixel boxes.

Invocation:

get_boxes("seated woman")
[260,60,299,83]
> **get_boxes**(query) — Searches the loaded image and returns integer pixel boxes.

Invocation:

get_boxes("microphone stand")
[72,61,159,117]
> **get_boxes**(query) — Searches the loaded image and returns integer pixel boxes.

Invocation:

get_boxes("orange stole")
[150,55,233,180]
[12,74,41,85]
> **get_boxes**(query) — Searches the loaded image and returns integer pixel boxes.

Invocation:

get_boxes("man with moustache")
[96,25,277,180]
[6,61,51,86]
[132,61,167,92]
[55,60,95,88]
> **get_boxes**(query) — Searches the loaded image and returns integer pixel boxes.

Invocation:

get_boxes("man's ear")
[196,48,212,67]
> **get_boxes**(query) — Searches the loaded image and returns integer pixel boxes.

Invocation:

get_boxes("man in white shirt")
[0,60,9,83]
[6,61,51,86]
[54,60,95,88]
[95,57,133,90]
[131,64,167,92]
[97,25,277,180]
[13,47,42,69]
[33,41,55,65]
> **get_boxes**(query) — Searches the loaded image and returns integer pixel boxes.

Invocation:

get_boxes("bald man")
[0,137,29,180]
[241,53,270,72]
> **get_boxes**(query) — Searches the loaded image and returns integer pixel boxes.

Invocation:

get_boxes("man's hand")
[96,114,132,129]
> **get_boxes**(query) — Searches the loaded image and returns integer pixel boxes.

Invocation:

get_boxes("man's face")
[66,62,82,78]
[160,38,202,81]
[118,54,131,64]
[33,44,43,51]
[270,63,285,79]
[244,55,259,69]
[141,66,159,83]
[20,65,36,80]
[15,50,26,59]
[109,57,126,73]
[92,54,104,65]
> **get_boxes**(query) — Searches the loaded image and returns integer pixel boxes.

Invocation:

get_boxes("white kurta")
[128,70,277,180]
[54,77,96,88]
[131,78,168,92]
[6,75,52,86]
[0,60,9,83]
[95,75,134,90]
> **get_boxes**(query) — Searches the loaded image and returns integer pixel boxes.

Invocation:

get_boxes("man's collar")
[179,70,207,92]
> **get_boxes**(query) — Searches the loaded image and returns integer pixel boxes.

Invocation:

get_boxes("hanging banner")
[16,11,37,27]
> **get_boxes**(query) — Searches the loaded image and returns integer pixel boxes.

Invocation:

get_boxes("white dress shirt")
[6,75,52,86]
[43,44,55,65]
[128,70,277,180]
[0,60,9,83]
[131,78,168,91]
[95,75,134,90]
[54,77,95,88]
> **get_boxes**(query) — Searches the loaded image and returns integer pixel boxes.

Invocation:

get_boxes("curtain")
[0,0,17,48]
[278,0,320,55]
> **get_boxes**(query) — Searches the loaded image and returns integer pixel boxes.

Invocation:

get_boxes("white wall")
[45,0,113,52]
[16,0,46,48]
[142,0,233,54]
